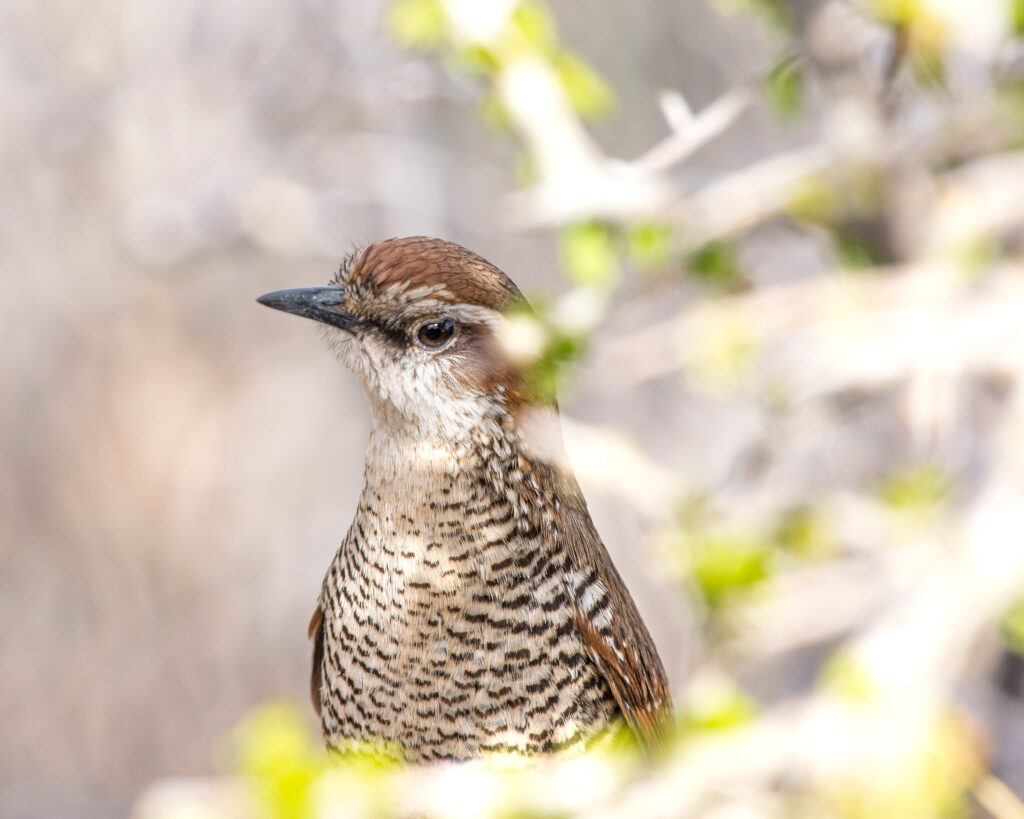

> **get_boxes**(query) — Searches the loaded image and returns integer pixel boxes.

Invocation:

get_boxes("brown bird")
[257,237,672,762]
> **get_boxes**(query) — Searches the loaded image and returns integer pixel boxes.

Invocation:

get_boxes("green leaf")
[627,222,673,272]
[910,50,946,88]
[820,650,876,701]
[691,534,772,609]
[774,506,831,558]
[232,704,323,819]
[456,44,502,76]
[502,293,589,405]
[834,233,879,270]
[765,57,804,120]
[387,0,447,51]
[688,313,756,394]
[553,51,616,120]
[680,677,759,735]
[1002,598,1024,655]
[522,329,587,405]
[510,0,558,54]
[560,221,618,288]
[787,174,837,223]
[869,0,924,26]
[948,235,998,276]
[1014,0,1024,36]
[879,464,950,511]
[687,240,745,289]
[479,87,513,130]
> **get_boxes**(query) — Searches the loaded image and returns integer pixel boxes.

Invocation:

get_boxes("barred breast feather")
[309,414,670,761]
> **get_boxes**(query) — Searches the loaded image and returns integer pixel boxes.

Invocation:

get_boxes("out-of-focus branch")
[498,56,673,227]
[975,775,1024,819]
[438,0,765,230]
[561,415,685,521]
[603,262,1024,399]
[502,69,793,231]
[614,86,754,178]
[669,145,830,243]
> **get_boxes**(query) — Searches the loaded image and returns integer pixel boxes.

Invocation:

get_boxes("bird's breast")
[317,457,618,761]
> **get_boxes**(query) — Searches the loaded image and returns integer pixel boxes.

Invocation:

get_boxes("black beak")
[256,286,361,334]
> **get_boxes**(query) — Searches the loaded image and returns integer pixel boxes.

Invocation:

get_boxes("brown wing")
[560,484,674,750]
[308,605,325,717]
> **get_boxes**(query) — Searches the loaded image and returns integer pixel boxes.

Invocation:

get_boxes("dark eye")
[416,318,457,350]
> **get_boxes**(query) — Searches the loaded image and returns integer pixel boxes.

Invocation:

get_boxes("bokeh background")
[5,0,1024,817]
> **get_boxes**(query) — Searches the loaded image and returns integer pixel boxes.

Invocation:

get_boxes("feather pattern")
[258,236,673,761]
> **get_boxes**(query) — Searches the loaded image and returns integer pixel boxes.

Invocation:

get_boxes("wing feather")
[308,605,325,718]
[557,478,673,750]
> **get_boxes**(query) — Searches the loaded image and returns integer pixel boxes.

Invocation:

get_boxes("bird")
[257,236,672,762]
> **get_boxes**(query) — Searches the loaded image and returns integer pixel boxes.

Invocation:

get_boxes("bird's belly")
[319,563,619,761]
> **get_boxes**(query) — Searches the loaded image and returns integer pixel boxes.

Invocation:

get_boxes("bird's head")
[258,237,538,444]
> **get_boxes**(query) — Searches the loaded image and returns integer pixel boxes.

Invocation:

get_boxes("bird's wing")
[308,605,325,717]
[559,484,674,750]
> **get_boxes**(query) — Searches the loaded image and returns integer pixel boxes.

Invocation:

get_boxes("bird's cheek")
[451,355,518,403]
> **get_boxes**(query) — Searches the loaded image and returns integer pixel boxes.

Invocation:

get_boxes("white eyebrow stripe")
[394,296,503,327]
[444,304,503,326]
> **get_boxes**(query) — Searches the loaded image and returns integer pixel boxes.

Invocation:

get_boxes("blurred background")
[4,0,1024,817]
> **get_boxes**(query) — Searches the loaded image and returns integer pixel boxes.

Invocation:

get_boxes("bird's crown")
[335,236,523,313]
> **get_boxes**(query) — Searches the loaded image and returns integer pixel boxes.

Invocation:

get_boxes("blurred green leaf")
[688,314,756,394]
[457,44,502,76]
[1014,0,1024,36]
[597,716,645,759]
[1001,598,1024,656]
[879,463,950,512]
[949,235,998,276]
[687,240,746,289]
[691,534,772,609]
[869,0,922,26]
[560,221,619,288]
[820,650,876,702]
[627,222,673,272]
[522,329,587,404]
[505,293,589,404]
[765,56,804,120]
[233,704,324,819]
[869,2,948,78]
[553,51,616,120]
[679,677,759,735]
[791,167,888,242]
[387,0,447,51]
[774,506,832,559]
[834,232,882,270]
[910,50,946,88]
[787,174,837,223]
[510,0,558,54]
[479,86,514,130]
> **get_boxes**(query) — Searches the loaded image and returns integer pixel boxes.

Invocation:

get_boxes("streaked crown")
[336,236,523,313]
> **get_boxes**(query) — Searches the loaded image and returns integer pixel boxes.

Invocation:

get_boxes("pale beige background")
[9,1,1020,817]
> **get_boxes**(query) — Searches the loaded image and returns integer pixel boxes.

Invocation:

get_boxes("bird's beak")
[256,286,361,334]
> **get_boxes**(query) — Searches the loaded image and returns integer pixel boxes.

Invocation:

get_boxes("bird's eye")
[416,318,457,350]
